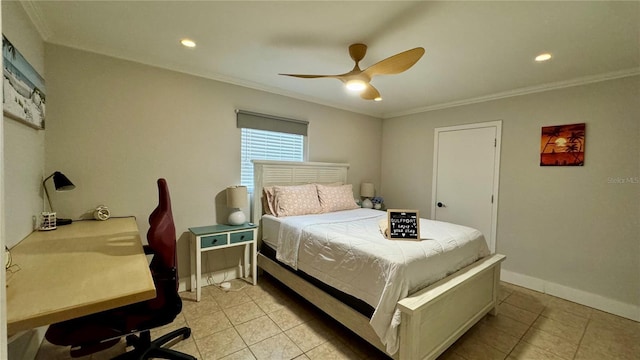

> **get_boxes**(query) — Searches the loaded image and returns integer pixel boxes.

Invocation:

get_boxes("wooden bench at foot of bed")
[257,252,506,360]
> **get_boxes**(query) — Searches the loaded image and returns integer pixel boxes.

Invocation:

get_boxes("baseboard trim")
[501,269,639,322]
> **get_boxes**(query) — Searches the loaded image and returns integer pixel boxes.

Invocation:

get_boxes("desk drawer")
[201,234,227,248]
[230,230,253,244]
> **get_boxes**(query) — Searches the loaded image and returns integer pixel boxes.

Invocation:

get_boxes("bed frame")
[252,160,506,360]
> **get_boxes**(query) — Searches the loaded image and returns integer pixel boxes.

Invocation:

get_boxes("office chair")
[45,179,195,360]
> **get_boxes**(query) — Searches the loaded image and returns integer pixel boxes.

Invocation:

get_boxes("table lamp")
[360,182,374,209]
[227,186,248,225]
[43,171,76,226]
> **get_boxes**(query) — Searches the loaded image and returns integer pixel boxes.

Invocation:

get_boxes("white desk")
[6,217,156,335]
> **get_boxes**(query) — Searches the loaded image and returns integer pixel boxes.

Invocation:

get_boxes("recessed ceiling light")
[180,39,196,48]
[535,53,552,62]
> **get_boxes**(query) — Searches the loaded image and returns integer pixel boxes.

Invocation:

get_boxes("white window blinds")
[238,110,307,193]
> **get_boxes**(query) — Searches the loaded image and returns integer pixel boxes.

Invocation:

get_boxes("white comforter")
[273,208,490,355]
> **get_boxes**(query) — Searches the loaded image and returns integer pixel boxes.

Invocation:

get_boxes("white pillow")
[317,184,359,213]
[273,184,322,217]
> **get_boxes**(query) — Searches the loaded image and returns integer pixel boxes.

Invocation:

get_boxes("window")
[237,110,307,193]
[240,128,305,192]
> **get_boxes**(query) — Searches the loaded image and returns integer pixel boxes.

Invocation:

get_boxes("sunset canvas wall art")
[540,123,585,166]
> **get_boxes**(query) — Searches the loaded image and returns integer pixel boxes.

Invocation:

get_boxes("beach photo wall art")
[3,35,46,129]
[540,123,586,166]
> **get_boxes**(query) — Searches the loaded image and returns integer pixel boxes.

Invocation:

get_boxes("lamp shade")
[52,171,75,191]
[226,186,248,208]
[42,171,76,226]
[360,183,375,198]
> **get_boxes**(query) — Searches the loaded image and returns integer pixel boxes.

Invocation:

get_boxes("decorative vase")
[362,198,373,209]
[228,209,246,225]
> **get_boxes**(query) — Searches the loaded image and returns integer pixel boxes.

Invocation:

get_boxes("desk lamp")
[360,182,375,208]
[227,186,248,225]
[43,171,75,226]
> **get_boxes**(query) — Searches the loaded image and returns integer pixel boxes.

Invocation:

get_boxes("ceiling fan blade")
[360,83,381,100]
[279,73,338,79]
[363,47,425,77]
[280,44,422,101]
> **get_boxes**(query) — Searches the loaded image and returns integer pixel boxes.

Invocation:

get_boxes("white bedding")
[262,208,490,354]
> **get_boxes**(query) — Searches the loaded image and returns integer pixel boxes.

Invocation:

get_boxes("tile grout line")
[178,306,204,359]
[233,299,257,360]
[570,316,591,360]
[499,289,560,360]
[506,310,544,359]
[502,292,539,360]
[501,293,591,360]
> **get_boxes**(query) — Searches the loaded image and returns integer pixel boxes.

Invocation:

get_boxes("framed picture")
[540,123,585,166]
[3,34,46,129]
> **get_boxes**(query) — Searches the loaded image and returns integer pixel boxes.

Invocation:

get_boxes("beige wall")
[44,44,382,287]
[382,76,640,319]
[2,1,46,248]
[2,2,49,358]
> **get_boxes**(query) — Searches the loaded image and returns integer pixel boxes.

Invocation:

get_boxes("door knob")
[437,202,445,208]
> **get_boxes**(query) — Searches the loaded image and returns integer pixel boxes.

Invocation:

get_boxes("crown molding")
[383,68,640,119]
[20,0,53,41]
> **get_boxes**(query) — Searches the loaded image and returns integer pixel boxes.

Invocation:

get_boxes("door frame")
[431,120,502,253]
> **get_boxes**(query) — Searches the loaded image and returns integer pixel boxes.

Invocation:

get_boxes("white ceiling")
[22,1,640,118]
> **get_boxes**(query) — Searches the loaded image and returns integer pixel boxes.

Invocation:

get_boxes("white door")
[432,121,501,253]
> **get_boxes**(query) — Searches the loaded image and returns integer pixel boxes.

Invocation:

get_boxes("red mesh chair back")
[147,178,177,285]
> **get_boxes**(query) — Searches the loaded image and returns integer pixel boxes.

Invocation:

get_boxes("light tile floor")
[36,275,640,360]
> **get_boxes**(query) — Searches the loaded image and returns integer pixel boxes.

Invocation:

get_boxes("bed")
[252,160,506,360]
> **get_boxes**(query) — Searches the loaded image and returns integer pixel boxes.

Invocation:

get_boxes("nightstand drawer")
[201,234,227,248]
[230,230,254,244]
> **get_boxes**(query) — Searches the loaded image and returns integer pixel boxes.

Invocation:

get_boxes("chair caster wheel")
[125,334,138,347]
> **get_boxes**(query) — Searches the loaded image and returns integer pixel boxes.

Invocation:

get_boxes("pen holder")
[39,212,57,231]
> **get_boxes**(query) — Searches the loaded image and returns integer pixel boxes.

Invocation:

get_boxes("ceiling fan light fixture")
[180,38,196,48]
[535,53,552,62]
[345,80,367,92]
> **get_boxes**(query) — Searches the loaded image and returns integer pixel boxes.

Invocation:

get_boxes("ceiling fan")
[279,43,425,101]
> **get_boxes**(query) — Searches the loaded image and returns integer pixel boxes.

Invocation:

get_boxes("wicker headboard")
[251,160,350,224]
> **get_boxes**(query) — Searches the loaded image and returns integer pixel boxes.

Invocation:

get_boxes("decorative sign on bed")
[387,209,420,240]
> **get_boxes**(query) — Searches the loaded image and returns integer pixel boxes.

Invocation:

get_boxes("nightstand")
[189,223,258,301]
